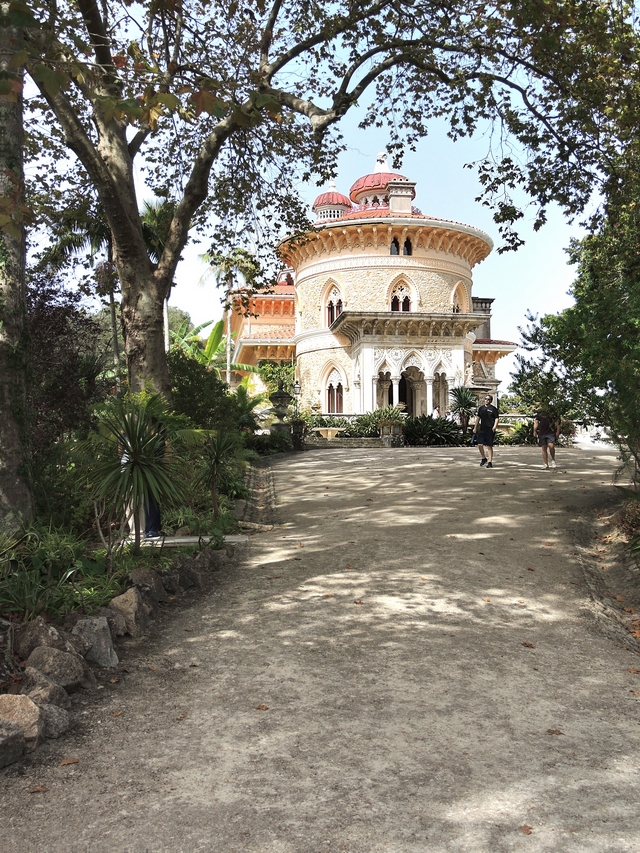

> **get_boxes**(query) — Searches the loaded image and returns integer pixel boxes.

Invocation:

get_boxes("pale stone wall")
[295,257,471,332]
[298,343,353,412]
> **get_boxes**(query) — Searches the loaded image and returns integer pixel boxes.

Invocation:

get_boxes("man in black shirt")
[472,394,500,468]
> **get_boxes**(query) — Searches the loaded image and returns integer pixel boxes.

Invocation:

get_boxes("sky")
[166,113,585,388]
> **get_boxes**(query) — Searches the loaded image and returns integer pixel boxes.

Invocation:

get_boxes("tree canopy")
[2,0,639,397]
[514,157,640,471]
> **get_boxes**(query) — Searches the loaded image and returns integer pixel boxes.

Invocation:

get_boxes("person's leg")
[548,439,556,466]
[541,443,549,467]
[486,444,493,463]
[478,442,487,465]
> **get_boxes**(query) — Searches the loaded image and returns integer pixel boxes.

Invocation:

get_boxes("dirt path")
[4,445,640,853]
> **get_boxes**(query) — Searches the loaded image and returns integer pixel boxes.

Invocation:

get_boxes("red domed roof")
[349,171,409,202]
[312,189,352,210]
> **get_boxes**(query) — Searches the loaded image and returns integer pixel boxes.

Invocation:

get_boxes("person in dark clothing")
[472,394,500,468]
[533,411,560,469]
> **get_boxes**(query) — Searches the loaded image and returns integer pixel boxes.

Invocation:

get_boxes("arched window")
[390,237,400,256]
[326,369,343,413]
[390,283,412,313]
[403,238,412,256]
[326,285,342,326]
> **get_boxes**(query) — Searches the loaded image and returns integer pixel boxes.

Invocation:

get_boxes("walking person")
[533,411,560,469]
[472,394,500,468]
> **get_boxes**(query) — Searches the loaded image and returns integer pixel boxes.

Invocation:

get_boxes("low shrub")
[499,421,535,445]
[0,528,125,621]
[244,432,293,455]
[404,415,462,447]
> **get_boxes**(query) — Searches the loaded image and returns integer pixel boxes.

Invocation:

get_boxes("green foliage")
[168,347,236,430]
[515,159,640,478]
[244,431,293,455]
[404,415,463,447]
[449,386,478,433]
[0,527,124,621]
[232,383,266,433]
[500,420,536,446]
[308,414,380,438]
[258,360,295,395]
[77,394,188,553]
[196,430,247,520]
[372,405,406,426]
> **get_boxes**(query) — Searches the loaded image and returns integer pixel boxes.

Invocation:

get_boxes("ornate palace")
[232,154,515,414]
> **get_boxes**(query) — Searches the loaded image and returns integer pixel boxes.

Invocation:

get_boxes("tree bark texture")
[0,15,33,525]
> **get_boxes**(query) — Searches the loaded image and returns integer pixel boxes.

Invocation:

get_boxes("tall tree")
[516,157,640,471]
[0,5,32,525]
[12,0,640,395]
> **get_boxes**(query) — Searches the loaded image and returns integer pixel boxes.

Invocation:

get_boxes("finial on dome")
[374,152,391,173]
[328,179,337,190]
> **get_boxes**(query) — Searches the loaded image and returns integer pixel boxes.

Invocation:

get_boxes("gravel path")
[3,445,640,853]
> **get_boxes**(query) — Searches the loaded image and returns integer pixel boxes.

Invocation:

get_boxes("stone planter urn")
[269,381,292,437]
[378,421,405,447]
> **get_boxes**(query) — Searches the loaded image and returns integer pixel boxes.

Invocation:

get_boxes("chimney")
[387,179,416,214]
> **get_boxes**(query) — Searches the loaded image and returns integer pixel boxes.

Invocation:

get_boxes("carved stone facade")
[233,155,516,413]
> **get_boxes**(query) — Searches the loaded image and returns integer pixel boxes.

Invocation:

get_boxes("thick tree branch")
[74,0,114,74]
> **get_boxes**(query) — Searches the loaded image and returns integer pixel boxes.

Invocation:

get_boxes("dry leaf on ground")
[29,785,47,793]
[60,758,79,766]
[112,711,122,717]
[256,705,269,711]
[547,729,564,735]
[522,642,536,649]
[354,599,364,605]
[520,825,533,835]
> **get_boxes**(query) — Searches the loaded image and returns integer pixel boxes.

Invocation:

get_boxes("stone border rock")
[0,543,238,768]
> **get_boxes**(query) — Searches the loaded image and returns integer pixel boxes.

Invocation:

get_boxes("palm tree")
[199,248,261,384]
[449,386,478,434]
[170,318,258,378]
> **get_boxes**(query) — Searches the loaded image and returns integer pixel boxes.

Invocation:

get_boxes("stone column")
[391,378,400,407]
[371,376,378,411]
[426,379,433,414]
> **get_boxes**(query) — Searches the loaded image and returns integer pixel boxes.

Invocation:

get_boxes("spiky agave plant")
[79,394,187,554]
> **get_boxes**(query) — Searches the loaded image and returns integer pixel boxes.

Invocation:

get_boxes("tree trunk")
[0,22,32,527]
[119,265,172,396]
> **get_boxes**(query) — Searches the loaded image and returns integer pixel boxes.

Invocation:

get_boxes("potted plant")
[373,404,406,446]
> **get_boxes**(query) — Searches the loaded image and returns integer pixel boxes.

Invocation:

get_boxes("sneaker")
[550,460,557,469]
[480,458,487,467]
[542,464,549,469]
[486,462,493,469]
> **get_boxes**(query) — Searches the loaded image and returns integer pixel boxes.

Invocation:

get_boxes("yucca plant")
[196,430,246,520]
[449,386,478,434]
[78,394,187,554]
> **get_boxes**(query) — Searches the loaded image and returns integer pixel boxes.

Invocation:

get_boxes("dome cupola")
[312,181,352,221]
[348,152,415,207]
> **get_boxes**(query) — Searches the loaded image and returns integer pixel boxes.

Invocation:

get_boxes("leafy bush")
[168,347,236,430]
[0,528,124,621]
[244,432,293,454]
[404,415,462,447]
[500,420,536,445]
